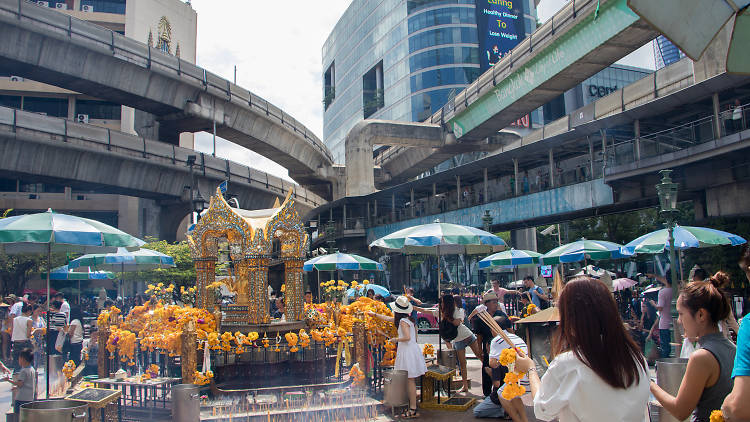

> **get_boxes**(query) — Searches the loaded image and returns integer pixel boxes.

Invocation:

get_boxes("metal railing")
[0,0,334,165]
[0,106,325,208]
[606,102,750,168]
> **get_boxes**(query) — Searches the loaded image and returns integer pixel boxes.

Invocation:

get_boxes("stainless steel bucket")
[656,358,689,422]
[383,369,408,407]
[437,349,456,369]
[19,400,88,422]
[171,384,200,422]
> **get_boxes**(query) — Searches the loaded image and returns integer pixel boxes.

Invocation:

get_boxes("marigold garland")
[422,344,435,357]
[710,410,725,422]
[194,370,213,386]
[526,303,538,315]
[349,363,365,386]
[62,360,76,379]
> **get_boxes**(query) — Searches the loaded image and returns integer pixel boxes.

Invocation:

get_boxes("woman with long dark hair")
[368,296,426,418]
[415,294,482,392]
[515,276,649,421]
[651,272,736,422]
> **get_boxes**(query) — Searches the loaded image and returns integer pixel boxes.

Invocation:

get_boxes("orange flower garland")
[349,364,365,386]
[285,332,299,352]
[710,410,725,422]
[62,360,76,379]
[422,344,435,358]
[194,370,213,386]
[498,348,526,400]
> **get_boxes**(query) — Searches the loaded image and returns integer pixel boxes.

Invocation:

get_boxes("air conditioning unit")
[9,76,23,82]
[36,1,49,6]
[76,114,89,123]
[81,4,93,12]
[55,3,68,9]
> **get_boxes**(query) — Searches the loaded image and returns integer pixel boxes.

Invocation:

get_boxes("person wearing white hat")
[368,295,427,418]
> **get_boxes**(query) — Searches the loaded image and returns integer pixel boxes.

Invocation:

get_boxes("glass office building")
[322,0,537,164]
[653,35,685,70]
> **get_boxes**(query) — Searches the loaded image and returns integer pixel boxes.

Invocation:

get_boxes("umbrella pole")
[45,243,50,399]
[437,246,442,354]
[317,270,321,302]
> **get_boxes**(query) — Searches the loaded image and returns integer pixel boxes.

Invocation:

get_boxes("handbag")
[439,319,458,341]
[55,329,68,353]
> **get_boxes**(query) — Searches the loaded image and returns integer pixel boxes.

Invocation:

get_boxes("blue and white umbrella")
[68,247,175,272]
[303,252,384,272]
[43,265,115,280]
[346,283,390,298]
[621,225,747,255]
[479,248,542,269]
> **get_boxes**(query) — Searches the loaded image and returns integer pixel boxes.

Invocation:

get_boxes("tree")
[0,253,68,297]
[134,237,196,291]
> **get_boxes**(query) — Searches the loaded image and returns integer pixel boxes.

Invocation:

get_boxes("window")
[0,95,22,109]
[411,88,459,121]
[408,7,476,33]
[23,97,67,117]
[407,0,475,14]
[324,62,336,110]
[79,0,125,14]
[76,100,121,120]
[409,47,478,72]
[410,66,480,92]
[408,27,478,52]
[363,61,385,119]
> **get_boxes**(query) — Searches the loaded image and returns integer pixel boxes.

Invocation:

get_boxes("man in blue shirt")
[523,276,548,309]
[721,248,750,420]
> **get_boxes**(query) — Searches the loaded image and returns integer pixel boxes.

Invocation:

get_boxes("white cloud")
[190,0,352,181]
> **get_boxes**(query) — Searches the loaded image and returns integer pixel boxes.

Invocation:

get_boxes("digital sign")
[475,0,525,71]
[540,265,553,278]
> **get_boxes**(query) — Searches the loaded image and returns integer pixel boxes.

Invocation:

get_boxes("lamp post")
[655,169,680,348]
[482,210,493,232]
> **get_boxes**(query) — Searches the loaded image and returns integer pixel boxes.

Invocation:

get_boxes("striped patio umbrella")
[479,248,542,269]
[540,239,626,265]
[43,265,116,280]
[303,252,384,272]
[346,283,391,298]
[369,222,507,255]
[621,225,746,255]
[68,247,176,272]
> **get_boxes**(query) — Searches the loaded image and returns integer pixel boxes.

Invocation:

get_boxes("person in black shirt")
[470,291,508,397]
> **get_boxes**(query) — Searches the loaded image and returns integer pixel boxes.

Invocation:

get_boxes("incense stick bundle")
[475,310,527,358]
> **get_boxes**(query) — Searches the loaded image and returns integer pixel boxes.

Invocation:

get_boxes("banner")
[475,0,525,70]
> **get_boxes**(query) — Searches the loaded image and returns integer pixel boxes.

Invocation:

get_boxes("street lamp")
[482,210,493,232]
[655,169,679,347]
[325,220,336,253]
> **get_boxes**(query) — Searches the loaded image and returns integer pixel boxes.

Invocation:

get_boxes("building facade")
[322,0,537,164]
[0,0,197,238]
[653,35,685,70]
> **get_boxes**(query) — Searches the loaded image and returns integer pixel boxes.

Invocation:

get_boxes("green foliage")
[135,237,195,291]
[0,253,67,297]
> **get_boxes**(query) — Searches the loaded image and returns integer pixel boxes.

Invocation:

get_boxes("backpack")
[438,318,458,341]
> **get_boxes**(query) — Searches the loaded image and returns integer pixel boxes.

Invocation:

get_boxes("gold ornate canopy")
[187,188,309,324]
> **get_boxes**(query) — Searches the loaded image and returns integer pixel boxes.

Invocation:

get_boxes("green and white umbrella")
[303,252,384,272]
[622,225,747,255]
[540,238,626,265]
[68,247,176,271]
[0,209,142,398]
[369,222,507,255]
[479,248,542,269]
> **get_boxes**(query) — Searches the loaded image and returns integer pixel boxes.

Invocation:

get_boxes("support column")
[483,168,488,204]
[600,129,607,170]
[456,175,461,208]
[513,159,519,195]
[432,183,437,212]
[195,257,217,310]
[366,201,371,227]
[343,204,347,229]
[548,149,555,188]
[634,119,641,161]
[391,194,395,221]
[284,258,305,321]
[373,199,378,219]
[588,136,595,178]
[247,255,270,323]
[410,188,415,218]
[712,93,722,138]
[511,228,538,279]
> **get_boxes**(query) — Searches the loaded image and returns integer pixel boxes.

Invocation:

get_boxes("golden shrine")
[187,187,309,328]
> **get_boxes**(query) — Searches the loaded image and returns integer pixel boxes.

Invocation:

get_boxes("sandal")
[401,408,419,419]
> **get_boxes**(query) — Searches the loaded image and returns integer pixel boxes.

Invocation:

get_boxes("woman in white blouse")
[516,276,650,422]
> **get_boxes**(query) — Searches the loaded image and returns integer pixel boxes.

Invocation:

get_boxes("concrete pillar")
[64,186,72,200]
[548,149,555,187]
[513,159,519,195]
[511,228,538,278]
[342,204,347,229]
[366,201,371,226]
[483,168,488,204]
[456,175,461,208]
[588,136,594,178]
[410,188,415,218]
[374,199,378,218]
[67,96,76,119]
[712,93,722,138]
[329,207,333,222]
[634,119,641,161]
[600,129,607,169]
[391,193,395,221]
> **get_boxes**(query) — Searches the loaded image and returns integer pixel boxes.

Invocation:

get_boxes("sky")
[190,0,655,181]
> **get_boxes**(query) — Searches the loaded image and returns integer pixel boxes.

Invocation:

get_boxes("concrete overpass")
[0,0,335,196]
[0,106,325,240]
[346,0,661,193]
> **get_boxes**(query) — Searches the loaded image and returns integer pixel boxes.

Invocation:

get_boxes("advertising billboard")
[475,0,525,71]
